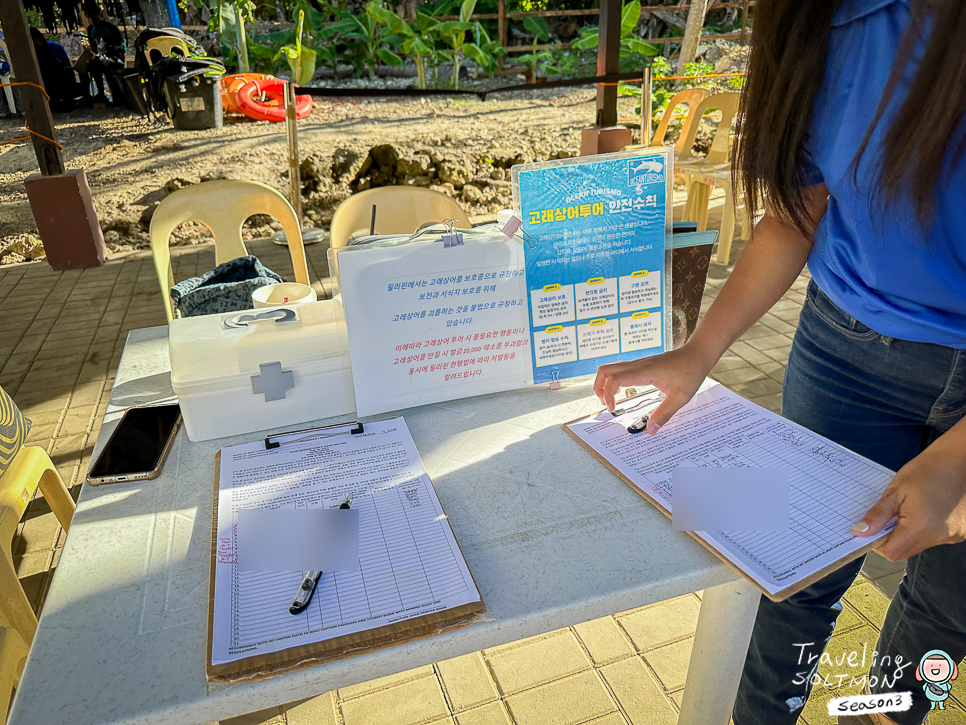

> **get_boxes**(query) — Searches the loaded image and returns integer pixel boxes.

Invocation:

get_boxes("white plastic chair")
[150,180,310,322]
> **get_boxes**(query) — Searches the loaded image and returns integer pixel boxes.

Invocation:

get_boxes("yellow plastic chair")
[0,446,75,649]
[150,179,310,322]
[0,626,28,714]
[674,92,749,265]
[144,36,191,65]
[650,87,711,151]
[330,187,471,249]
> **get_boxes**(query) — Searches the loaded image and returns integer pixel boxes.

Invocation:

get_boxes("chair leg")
[37,466,74,533]
[0,549,37,647]
[714,186,738,266]
[687,182,712,231]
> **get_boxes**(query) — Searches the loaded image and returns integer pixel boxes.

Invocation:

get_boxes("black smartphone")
[87,404,182,486]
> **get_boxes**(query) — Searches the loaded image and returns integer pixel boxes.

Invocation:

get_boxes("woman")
[594,1,966,723]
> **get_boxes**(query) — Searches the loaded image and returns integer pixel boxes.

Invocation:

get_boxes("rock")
[430,183,456,197]
[199,170,231,182]
[135,187,169,206]
[490,168,506,181]
[370,143,399,168]
[104,230,121,245]
[300,154,332,194]
[437,157,473,187]
[332,147,370,182]
[461,184,485,204]
[406,175,433,187]
[163,177,193,193]
[356,177,372,191]
[139,202,160,229]
[397,151,433,177]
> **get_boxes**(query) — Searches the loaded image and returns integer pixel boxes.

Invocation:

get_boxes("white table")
[9,327,759,725]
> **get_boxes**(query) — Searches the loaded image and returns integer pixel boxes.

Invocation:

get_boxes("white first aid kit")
[169,300,355,441]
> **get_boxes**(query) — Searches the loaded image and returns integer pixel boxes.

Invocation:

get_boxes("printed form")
[566,382,896,597]
[211,418,481,666]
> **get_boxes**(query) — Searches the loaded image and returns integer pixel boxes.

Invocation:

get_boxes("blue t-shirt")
[805,0,966,347]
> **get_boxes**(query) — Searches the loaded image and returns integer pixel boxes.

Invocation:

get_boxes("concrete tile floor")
[2,200,963,725]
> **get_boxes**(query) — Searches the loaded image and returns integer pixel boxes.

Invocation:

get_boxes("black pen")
[627,415,649,434]
[289,495,352,615]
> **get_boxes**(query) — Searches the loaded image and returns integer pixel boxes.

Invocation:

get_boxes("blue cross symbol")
[251,362,295,402]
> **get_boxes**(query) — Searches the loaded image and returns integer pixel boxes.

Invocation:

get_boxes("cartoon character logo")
[627,157,665,185]
[916,649,958,711]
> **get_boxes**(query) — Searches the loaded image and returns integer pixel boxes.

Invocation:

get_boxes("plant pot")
[523,72,547,85]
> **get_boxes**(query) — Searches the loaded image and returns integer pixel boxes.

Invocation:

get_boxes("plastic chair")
[0,626,28,714]
[674,92,749,265]
[330,187,471,249]
[650,87,710,152]
[0,40,17,115]
[0,446,75,649]
[150,179,310,322]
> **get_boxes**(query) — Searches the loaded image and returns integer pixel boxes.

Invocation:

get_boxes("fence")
[436,0,756,71]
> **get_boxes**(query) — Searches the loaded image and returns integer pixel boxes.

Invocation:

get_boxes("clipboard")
[562,391,888,603]
[206,421,486,683]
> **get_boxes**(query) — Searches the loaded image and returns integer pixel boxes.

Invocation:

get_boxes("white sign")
[337,235,532,416]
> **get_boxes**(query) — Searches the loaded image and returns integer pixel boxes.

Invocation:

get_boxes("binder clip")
[501,215,523,239]
[549,370,561,390]
[521,229,538,250]
[442,219,464,248]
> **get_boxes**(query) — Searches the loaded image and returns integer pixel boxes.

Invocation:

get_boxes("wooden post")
[497,0,506,71]
[0,0,64,176]
[595,0,621,128]
[579,0,631,155]
[739,0,751,45]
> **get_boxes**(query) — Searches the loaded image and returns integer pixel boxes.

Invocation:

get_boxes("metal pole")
[641,66,652,145]
[284,82,302,227]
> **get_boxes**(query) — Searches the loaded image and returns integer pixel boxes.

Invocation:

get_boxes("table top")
[10,326,736,725]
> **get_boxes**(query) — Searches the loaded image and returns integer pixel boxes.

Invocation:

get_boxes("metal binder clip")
[442,219,464,248]
[549,370,561,390]
[501,215,523,239]
[521,229,538,249]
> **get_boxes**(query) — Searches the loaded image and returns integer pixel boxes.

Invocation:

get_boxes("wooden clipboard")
[206,451,486,683]
[562,398,886,603]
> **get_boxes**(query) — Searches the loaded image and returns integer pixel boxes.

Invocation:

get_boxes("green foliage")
[275,9,317,84]
[571,0,657,72]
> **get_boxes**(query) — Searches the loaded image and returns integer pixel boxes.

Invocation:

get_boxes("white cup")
[252,283,317,308]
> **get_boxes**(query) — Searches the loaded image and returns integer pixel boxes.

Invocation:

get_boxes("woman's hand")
[593,344,716,435]
[853,420,966,561]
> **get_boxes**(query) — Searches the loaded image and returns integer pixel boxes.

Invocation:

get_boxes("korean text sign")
[336,235,532,417]
[512,150,672,383]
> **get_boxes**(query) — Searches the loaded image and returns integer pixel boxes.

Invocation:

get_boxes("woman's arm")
[593,183,829,433]
[855,416,966,560]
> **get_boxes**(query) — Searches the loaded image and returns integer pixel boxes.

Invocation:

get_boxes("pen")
[627,415,649,434]
[289,495,352,615]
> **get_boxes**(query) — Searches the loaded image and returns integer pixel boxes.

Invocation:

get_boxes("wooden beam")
[595,0,621,128]
[0,0,64,176]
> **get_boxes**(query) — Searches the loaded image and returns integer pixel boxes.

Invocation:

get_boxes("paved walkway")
[2,202,962,725]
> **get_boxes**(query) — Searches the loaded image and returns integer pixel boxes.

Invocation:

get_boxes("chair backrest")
[651,88,711,152]
[145,36,191,65]
[330,187,471,250]
[676,91,741,165]
[149,179,309,322]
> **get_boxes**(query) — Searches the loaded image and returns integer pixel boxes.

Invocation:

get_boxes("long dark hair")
[736,0,966,235]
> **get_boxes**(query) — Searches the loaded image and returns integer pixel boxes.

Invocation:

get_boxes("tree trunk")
[275,0,287,22]
[676,0,709,75]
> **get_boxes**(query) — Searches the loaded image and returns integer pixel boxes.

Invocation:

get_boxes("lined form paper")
[211,418,481,666]
[566,382,896,598]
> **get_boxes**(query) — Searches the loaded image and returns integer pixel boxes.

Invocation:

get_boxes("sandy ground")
[0,88,645,259]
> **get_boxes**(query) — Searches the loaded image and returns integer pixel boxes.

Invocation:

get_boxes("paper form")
[211,418,481,666]
[566,382,896,597]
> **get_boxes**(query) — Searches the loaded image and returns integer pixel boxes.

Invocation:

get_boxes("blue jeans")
[733,281,966,725]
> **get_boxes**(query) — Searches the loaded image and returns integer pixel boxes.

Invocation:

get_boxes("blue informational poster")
[512,149,673,384]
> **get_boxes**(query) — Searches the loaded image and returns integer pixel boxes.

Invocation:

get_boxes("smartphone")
[87,404,182,486]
